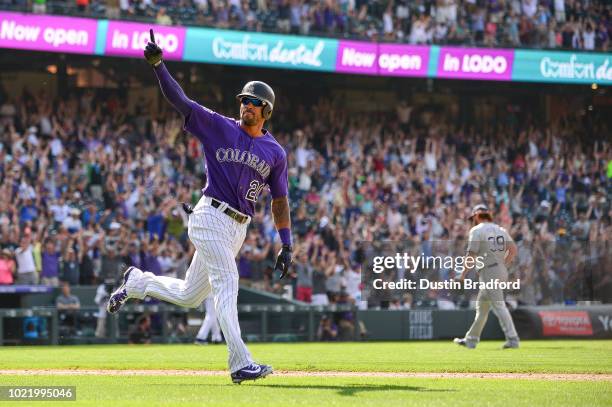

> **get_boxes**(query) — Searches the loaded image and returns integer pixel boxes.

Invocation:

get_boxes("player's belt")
[210,198,249,224]
[485,263,499,268]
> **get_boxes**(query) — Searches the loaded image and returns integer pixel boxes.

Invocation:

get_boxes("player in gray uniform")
[454,204,520,349]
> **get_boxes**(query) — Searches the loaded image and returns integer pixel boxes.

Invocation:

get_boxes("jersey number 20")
[245,180,266,202]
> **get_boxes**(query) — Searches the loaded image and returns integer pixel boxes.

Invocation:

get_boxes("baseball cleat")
[231,363,273,384]
[106,267,135,314]
[194,339,208,345]
[502,339,520,349]
[453,337,476,349]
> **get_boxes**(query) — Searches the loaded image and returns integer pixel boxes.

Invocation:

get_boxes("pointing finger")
[150,29,155,43]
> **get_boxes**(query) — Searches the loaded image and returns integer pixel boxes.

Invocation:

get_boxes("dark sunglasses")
[240,97,265,107]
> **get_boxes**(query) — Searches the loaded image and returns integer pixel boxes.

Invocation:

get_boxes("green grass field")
[0,340,611,406]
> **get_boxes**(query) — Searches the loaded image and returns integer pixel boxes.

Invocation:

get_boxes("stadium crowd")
[0,85,610,309]
[0,0,609,50]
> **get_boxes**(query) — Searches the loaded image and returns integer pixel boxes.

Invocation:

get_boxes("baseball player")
[454,204,520,349]
[195,297,222,344]
[107,30,293,384]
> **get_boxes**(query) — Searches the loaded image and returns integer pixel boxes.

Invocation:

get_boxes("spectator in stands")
[238,230,271,282]
[62,209,82,234]
[388,297,403,310]
[311,264,330,306]
[15,235,38,285]
[583,22,596,50]
[98,230,124,281]
[61,246,81,286]
[56,281,81,310]
[40,237,60,287]
[0,249,16,285]
[294,251,313,303]
[324,251,343,304]
[56,281,81,335]
[106,0,121,19]
[317,315,338,341]
[336,291,356,339]
[123,241,143,270]
[129,314,152,344]
[140,235,163,276]
[76,0,89,13]
[277,0,291,33]
[595,22,609,51]
[156,7,173,25]
[32,0,46,14]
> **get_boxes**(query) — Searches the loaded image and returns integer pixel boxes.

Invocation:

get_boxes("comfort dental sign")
[0,11,97,54]
[183,28,338,71]
[512,50,612,85]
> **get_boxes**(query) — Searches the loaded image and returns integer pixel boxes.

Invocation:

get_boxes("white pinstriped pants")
[125,196,252,372]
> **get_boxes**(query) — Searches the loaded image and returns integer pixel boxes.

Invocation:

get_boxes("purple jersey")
[184,104,288,217]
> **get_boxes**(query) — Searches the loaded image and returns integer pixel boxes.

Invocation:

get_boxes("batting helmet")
[468,204,491,221]
[236,81,275,120]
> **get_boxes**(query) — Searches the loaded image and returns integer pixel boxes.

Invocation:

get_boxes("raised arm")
[145,29,194,117]
[153,63,195,117]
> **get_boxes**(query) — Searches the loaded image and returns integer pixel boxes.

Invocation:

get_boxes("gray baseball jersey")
[466,222,514,271]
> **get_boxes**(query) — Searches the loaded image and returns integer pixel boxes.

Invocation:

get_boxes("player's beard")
[241,110,259,126]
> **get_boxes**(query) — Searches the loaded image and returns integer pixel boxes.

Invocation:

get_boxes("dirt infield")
[0,369,610,381]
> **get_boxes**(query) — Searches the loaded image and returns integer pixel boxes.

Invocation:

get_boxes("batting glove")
[275,244,293,279]
[144,29,163,67]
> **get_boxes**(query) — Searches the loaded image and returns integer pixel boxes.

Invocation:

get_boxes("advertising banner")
[335,41,430,77]
[335,40,378,75]
[513,50,612,85]
[377,44,430,77]
[0,11,97,54]
[515,306,612,339]
[437,46,514,81]
[184,28,338,72]
[539,311,594,336]
[2,12,611,86]
[104,21,186,60]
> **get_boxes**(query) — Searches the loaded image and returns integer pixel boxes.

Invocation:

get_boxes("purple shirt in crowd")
[154,63,288,217]
[41,251,60,278]
[142,252,162,276]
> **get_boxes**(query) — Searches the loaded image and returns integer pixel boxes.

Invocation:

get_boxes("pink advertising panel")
[105,21,186,60]
[0,12,97,54]
[437,47,514,81]
[377,44,429,77]
[335,40,378,75]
